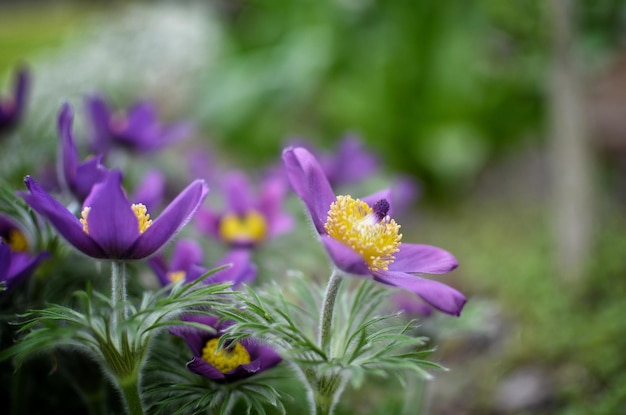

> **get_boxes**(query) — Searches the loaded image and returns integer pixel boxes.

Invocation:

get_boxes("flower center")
[80,204,152,235]
[324,195,402,272]
[218,211,267,244]
[131,203,152,233]
[201,338,251,373]
[167,270,186,284]
[3,229,29,252]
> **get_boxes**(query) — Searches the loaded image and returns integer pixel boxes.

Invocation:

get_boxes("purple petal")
[209,249,257,287]
[224,171,253,216]
[85,94,112,154]
[170,239,203,271]
[83,170,139,259]
[169,314,220,356]
[20,176,106,258]
[194,207,220,239]
[187,357,227,381]
[374,270,466,316]
[15,66,30,116]
[258,174,293,237]
[331,134,379,185]
[321,235,370,276]
[132,169,165,213]
[73,157,108,202]
[241,339,282,371]
[6,251,50,290]
[58,103,78,188]
[158,121,194,147]
[282,147,335,234]
[128,179,209,259]
[0,243,11,281]
[389,244,459,274]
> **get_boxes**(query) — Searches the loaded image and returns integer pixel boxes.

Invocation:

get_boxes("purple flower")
[148,239,256,287]
[282,147,466,317]
[287,134,379,187]
[0,216,50,291]
[20,171,208,260]
[195,171,293,249]
[85,94,193,154]
[170,314,282,383]
[0,65,29,135]
[58,102,110,202]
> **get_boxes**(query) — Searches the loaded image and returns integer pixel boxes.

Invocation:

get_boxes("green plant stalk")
[118,373,144,415]
[110,261,127,330]
[319,269,342,350]
[308,269,345,415]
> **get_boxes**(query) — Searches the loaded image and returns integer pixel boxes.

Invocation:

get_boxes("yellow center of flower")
[131,203,152,233]
[167,270,186,283]
[80,204,152,235]
[201,338,251,373]
[324,195,402,272]
[80,207,91,234]
[4,229,29,252]
[218,211,267,244]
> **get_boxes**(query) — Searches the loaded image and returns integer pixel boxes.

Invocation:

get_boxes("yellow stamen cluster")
[131,203,152,234]
[219,211,267,244]
[80,204,152,235]
[6,229,29,252]
[324,195,402,272]
[80,207,91,234]
[201,338,251,373]
[167,270,186,284]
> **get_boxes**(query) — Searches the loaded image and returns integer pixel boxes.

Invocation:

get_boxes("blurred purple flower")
[20,170,208,260]
[195,171,293,249]
[0,216,49,291]
[57,103,110,202]
[282,147,466,317]
[170,314,282,383]
[131,169,166,214]
[148,239,256,287]
[287,133,379,187]
[0,65,29,135]
[85,94,193,154]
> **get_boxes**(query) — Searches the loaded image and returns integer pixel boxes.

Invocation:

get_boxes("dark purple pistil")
[372,199,390,221]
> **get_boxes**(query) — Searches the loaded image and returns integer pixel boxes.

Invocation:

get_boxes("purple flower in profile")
[0,216,49,291]
[170,314,282,383]
[0,65,29,135]
[195,171,293,249]
[57,102,110,202]
[282,147,466,317]
[148,239,256,287]
[20,170,208,260]
[85,94,193,155]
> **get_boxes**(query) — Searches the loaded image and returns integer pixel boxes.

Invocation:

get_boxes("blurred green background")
[1,0,626,414]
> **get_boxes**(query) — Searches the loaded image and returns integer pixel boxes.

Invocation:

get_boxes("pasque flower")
[20,170,208,260]
[85,94,193,154]
[195,171,293,249]
[148,239,256,287]
[282,147,466,316]
[0,65,29,135]
[0,216,50,291]
[58,102,110,202]
[170,314,282,383]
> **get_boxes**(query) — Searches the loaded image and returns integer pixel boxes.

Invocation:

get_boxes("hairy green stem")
[318,269,342,350]
[118,375,144,415]
[110,261,127,330]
